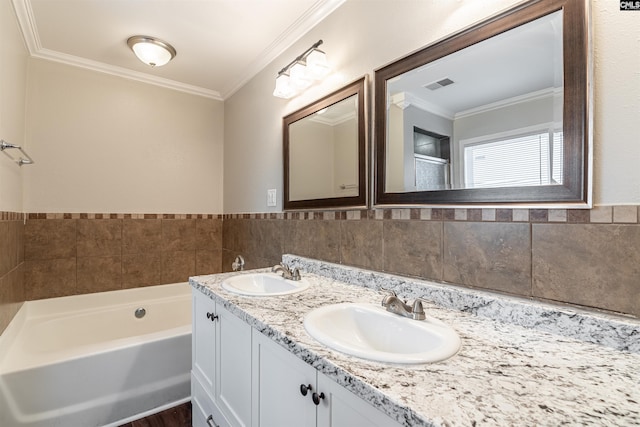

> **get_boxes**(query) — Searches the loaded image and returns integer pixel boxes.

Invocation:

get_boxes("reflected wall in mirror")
[375,0,591,206]
[284,77,367,210]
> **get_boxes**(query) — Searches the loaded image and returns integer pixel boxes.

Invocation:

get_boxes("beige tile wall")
[23,215,223,300]
[6,207,638,328]
[222,207,640,318]
[0,212,25,334]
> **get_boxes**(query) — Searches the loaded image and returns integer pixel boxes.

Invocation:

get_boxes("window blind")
[464,131,563,189]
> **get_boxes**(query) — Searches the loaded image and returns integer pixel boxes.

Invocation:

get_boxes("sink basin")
[304,303,460,364]
[222,273,310,296]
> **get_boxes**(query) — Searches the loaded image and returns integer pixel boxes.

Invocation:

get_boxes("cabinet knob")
[300,383,313,396]
[206,414,219,427]
[206,312,218,321]
[312,391,325,405]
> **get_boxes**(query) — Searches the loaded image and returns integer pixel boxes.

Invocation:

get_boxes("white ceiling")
[388,10,563,119]
[12,0,345,100]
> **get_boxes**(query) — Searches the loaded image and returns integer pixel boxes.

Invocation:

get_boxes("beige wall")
[224,0,640,211]
[386,104,405,192]
[23,59,224,214]
[333,119,358,196]
[289,120,334,200]
[0,0,29,212]
[593,1,640,204]
[0,0,28,334]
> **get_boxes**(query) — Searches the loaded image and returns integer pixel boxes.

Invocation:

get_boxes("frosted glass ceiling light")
[273,72,295,99]
[306,48,330,80]
[289,60,312,90]
[273,40,330,99]
[127,36,176,67]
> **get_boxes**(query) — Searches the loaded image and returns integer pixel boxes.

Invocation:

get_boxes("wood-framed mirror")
[284,76,367,210]
[374,0,592,206]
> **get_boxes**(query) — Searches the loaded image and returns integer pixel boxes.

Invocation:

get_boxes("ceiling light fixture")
[273,40,330,99]
[127,35,176,67]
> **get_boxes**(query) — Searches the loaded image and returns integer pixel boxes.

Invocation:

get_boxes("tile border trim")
[18,205,640,224]
[25,213,223,220]
[222,205,640,224]
[0,211,25,221]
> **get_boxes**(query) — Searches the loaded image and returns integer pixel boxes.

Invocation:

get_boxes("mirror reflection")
[375,0,591,206]
[289,95,359,201]
[385,11,563,193]
[284,77,367,210]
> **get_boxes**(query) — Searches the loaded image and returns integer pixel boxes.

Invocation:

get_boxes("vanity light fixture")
[127,36,176,67]
[273,40,330,99]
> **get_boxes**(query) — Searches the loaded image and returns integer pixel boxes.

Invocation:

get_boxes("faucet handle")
[412,299,426,320]
[380,287,397,297]
[232,255,245,271]
[380,287,397,308]
[291,268,301,281]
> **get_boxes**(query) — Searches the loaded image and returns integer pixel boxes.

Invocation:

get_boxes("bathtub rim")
[21,282,190,318]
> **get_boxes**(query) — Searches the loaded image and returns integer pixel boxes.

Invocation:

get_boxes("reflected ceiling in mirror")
[284,77,367,210]
[375,0,591,206]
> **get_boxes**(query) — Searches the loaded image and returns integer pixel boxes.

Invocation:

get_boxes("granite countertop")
[190,258,640,427]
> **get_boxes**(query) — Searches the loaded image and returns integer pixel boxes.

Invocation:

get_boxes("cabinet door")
[216,304,252,427]
[316,373,402,427]
[192,289,217,391]
[251,330,316,427]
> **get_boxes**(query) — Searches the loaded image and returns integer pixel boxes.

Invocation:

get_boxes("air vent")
[425,78,455,91]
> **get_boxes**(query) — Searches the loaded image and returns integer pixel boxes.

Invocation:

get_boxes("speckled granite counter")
[190,257,640,427]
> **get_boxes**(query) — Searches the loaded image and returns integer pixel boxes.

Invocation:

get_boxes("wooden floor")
[118,402,192,427]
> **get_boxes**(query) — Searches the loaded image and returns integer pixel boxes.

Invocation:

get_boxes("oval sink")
[304,303,460,364]
[222,273,310,296]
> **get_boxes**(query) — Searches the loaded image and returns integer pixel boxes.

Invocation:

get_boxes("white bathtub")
[0,282,192,427]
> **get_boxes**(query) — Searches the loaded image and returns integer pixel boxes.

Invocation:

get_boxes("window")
[464,130,563,189]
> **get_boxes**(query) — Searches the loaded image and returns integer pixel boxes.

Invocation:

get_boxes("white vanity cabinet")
[192,287,402,427]
[192,289,252,427]
[251,329,402,427]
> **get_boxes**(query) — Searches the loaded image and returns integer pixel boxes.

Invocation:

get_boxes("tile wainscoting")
[2,206,638,335]
[0,212,25,334]
[222,206,640,318]
[23,214,224,300]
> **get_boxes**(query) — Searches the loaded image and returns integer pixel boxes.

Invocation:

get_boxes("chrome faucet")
[271,263,301,281]
[381,289,426,320]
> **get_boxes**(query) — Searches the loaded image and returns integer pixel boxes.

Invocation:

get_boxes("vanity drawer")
[191,372,227,427]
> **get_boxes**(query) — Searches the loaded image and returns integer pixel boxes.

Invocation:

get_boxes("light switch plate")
[267,189,277,207]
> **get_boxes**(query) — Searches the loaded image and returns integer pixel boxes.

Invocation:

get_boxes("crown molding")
[310,110,356,126]
[12,0,345,101]
[455,87,562,119]
[11,0,40,52]
[35,48,223,99]
[390,92,454,121]
[220,0,346,99]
